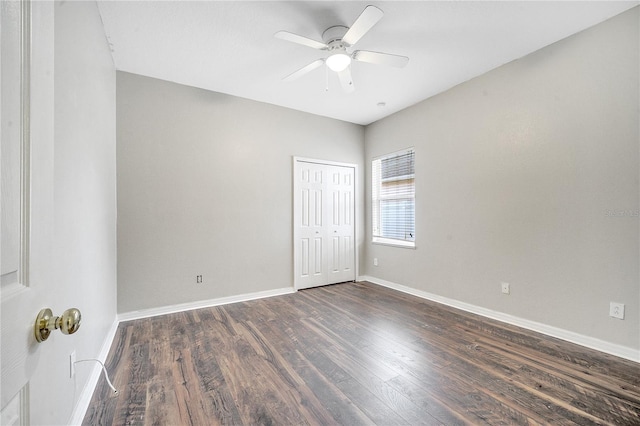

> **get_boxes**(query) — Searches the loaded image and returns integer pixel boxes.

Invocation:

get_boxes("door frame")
[292,156,359,291]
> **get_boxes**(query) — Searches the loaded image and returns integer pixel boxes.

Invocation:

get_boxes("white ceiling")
[96,1,638,125]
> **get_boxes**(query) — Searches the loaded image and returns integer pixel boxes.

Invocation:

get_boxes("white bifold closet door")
[294,159,355,290]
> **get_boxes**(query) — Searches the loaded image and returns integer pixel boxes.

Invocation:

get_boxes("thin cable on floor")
[74,359,119,395]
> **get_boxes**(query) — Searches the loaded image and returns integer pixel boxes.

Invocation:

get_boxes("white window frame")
[372,148,415,249]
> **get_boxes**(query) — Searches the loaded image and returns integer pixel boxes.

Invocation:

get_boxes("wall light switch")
[501,282,510,294]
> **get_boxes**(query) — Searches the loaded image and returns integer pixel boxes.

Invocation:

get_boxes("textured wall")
[364,8,639,352]
[116,73,365,313]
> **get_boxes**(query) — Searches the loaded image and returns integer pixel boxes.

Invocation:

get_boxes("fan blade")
[353,50,409,68]
[283,59,325,82]
[274,31,328,50]
[338,67,355,93]
[342,5,384,46]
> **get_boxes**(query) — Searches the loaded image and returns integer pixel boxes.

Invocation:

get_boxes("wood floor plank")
[190,333,244,425]
[84,282,640,425]
[257,313,379,424]
[317,283,640,423]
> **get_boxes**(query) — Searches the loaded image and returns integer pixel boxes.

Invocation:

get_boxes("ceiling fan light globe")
[326,52,351,72]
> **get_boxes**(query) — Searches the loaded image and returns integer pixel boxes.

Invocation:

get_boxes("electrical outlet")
[196,275,203,284]
[610,302,625,320]
[373,258,378,267]
[501,282,510,295]
[70,350,76,378]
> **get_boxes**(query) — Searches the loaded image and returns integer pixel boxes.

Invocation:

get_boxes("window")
[372,148,415,248]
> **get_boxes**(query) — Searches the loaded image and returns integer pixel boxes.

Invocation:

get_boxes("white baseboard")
[69,317,120,425]
[118,287,296,322]
[359,275,639,363]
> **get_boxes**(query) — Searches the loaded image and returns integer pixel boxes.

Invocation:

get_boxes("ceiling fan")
[275,5,409,93]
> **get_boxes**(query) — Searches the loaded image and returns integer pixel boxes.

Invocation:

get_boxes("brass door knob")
[34,308,82,342]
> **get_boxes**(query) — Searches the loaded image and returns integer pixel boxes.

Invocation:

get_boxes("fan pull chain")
[325,63,329,92]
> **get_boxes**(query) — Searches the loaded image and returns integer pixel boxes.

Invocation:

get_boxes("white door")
[327,165,355,284]
[1,1,54,423]
[294,161,327,289]
[293,158,355,290]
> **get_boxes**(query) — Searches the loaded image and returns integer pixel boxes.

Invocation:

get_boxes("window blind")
[372,149,415,247]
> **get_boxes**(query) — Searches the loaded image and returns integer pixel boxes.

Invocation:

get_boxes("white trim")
[294,156,357,168]
[118,287,296,322]
[371,147,415,162]
[68,318,119,425]
[372,237,416,249]
[360,275,640,363]
[20,0,31,288]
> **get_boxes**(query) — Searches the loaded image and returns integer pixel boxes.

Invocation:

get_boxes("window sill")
[372,237,416,249]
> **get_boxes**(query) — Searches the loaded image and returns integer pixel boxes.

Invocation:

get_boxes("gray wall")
[27,1,117,424]
[117,73,365,313]
[364,8,639,351]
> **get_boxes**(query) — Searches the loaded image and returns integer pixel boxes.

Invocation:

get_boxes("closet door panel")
[327,165,355,284]
[295,162,327,289]
[294,160,355,290]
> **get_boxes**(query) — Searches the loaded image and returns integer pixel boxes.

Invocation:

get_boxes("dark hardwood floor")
[83,282,640,425]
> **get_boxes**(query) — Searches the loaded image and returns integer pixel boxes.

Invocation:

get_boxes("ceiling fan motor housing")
[322,25,349,46]
[323,25,351,72]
